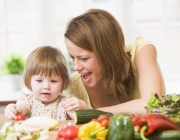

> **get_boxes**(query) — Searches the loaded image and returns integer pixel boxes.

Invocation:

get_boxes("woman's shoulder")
[125,36,153,52]
[126,36,154,67]
[134,36,152,46]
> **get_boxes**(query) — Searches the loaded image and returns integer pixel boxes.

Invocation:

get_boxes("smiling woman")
[63,8,166,116]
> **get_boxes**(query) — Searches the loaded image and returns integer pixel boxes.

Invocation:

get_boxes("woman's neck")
[85,84,120,108]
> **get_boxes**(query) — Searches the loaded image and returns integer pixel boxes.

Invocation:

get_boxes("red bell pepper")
[138,113,180,140]
[56,125,79,140]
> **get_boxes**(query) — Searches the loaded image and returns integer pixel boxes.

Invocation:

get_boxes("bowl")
[145,106,180,126]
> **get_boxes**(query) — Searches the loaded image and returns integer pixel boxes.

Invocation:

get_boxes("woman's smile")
[82,72,92,82]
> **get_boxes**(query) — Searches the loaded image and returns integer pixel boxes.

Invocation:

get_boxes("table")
[48,120,81,139]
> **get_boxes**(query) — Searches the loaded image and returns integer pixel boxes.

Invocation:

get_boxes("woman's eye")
[81,58,88,61]
[36,80,42,82]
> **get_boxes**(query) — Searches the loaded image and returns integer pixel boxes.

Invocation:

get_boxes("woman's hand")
[62,96,89,112]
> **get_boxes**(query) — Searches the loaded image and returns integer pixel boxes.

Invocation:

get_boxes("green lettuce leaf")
[148,93,162,107]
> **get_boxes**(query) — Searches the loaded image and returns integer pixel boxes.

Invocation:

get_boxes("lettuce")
[148,93,162,108]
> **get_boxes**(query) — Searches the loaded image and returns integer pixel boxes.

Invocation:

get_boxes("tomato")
[16,113,25,121]
[15,109,25,121]
[100,118,109,128]
[91,118,99,122]
[97,114,109,121]
[130,115,140,126]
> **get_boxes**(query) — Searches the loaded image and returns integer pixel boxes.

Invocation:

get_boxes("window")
[131,0,180,94]
[0,0,180,94]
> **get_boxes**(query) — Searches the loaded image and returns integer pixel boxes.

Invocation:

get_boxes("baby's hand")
[4,103,19,120]
[61,96,89,112]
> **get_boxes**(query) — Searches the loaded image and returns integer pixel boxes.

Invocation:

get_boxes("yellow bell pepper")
[78,121,107,140]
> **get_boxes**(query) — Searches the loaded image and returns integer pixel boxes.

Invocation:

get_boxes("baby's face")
[31,73,63,104]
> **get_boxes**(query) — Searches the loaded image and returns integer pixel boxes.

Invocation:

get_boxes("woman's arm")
[98,44,164,115]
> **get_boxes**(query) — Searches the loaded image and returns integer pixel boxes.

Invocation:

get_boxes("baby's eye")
[36,80,42,82]
[51,80,57,83]
[69,56,74,59]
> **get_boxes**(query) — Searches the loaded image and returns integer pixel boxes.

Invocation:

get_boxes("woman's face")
[65,38,103,87]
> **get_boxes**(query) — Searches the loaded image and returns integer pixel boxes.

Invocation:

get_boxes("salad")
[146,93,180,125]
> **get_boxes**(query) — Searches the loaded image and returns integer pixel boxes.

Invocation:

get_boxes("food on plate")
[0,116,58,140]
[20,116,58,130]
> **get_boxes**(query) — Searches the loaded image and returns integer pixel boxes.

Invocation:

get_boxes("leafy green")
[148,93,162,107]
[32,133,40,139]
[148,93,180,108]
[147,93,180,125]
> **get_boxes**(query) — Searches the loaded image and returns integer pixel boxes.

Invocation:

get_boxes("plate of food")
[0,116,58,140]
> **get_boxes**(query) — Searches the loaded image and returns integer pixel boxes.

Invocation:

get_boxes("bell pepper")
[138,113,180,140]
[78,121,106,140]
[106,115,134,140]
[56,125,79,140]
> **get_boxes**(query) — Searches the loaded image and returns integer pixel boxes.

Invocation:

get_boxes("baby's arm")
[4,100,27,120]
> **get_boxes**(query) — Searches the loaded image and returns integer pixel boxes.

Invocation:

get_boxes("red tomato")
[97,114,109,121]
[16,113,25,121]
[91,118,99,122]
[100,118,109,129]
[130,115,139,126]
[16,109,25,121]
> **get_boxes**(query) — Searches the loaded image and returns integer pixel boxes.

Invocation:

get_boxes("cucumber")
[134,130,180,140]
[74,109,113,124]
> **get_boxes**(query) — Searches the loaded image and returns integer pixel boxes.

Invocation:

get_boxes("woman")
[61,9,166,115]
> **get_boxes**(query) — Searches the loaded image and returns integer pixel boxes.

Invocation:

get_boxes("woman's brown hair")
[64,9,135,103]
[23,46,70,91]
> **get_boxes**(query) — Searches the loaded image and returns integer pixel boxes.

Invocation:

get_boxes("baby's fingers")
[7,111,17,120]
[5,104,18,120]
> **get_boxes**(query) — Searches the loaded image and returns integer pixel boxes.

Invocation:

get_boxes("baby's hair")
[23,46,70,91]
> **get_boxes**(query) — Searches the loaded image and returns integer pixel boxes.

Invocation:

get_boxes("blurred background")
[0,0,180,94]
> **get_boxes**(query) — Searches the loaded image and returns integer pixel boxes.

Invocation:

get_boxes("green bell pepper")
[106,115,134,140]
